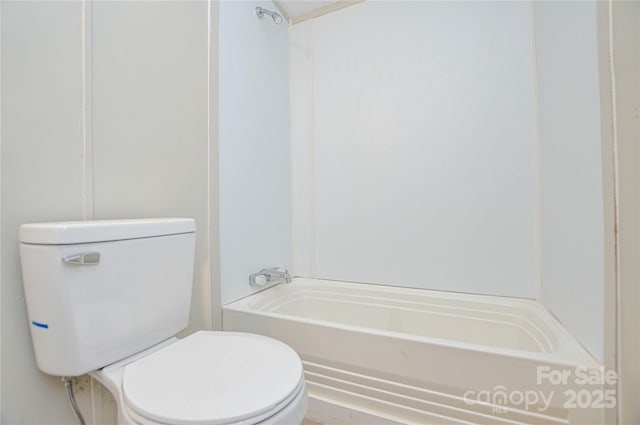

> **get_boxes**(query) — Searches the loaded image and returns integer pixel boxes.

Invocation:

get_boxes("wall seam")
[207,0,212,329]
[208,0,222,330]
[81,1,98,421]
[606,0,622,420]
[81,0,87,220]
[81,0,94,221]
[0,2,3,419]
[529,1,543,303]
[207,0,216,330]
[307,21,316,278]
[288,21,297,276]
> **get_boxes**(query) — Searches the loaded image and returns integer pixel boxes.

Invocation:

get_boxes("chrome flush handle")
[62,252,100,265]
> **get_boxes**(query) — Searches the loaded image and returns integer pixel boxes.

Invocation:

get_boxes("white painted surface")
[290,22,314,276]
[218,1,292,304]
[91,0,211,334]
[1,3,88,423]
[1,1,212,423]
[224,279,604,424]
[291,1,536,298]
[533,1,605,363]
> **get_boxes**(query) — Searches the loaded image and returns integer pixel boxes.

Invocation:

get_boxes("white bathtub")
[223,278,606,424]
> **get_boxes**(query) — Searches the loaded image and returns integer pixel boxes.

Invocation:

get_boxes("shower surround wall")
[218,1,292,304]
[532,1,607,366]
[291,1,537,298]
[290,1,608,363]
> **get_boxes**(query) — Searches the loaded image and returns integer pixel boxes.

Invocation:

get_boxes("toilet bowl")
[18,218,308,424]
[92,331,307,425]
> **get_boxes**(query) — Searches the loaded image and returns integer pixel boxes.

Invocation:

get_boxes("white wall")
[1,1,213,423]
[2,3,89,423]
[291,1,537,298]
[533,1,606,363]
[91,0,212,335]
[218,1,291,304]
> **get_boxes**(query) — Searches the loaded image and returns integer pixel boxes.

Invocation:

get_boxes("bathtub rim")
[223,278,600,368]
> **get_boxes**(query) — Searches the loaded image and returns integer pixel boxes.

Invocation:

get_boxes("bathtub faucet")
[249,267,292,288]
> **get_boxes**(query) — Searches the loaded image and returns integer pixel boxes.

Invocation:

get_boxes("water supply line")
[255,6,283,24]
[62,377,86,425]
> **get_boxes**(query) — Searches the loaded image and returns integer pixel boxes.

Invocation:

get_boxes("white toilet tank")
[19,218,196,377]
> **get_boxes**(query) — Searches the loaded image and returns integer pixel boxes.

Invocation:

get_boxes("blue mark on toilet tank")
[31,321,49,329]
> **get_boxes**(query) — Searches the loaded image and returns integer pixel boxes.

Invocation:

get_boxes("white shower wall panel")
[533,1,605,362]
[291,1,537,298]
[219,0,292,304]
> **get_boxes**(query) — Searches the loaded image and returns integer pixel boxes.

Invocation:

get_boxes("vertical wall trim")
[206,0,214,329]
[307,22,316,278]
[81,0,87,217]
[208,0,222,330]
[288,21,298,275]
[606,0,622,419]
[81,1,99,420]
[529,1,543,302]
[0,3,4,419]
[80,0,93,221]
[206,0,212,328]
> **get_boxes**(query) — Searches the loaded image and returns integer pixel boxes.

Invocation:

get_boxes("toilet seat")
[96,331,306,425]
[123,379,307,425]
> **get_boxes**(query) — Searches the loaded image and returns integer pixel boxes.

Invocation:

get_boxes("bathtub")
[223,278,606,425]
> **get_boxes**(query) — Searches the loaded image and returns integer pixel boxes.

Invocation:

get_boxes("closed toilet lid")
[122,331,304,425]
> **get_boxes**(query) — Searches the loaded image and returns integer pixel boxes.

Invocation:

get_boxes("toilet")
[18,218,307,425]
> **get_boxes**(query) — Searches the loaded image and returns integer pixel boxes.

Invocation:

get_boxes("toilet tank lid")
[19,218,195,245]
